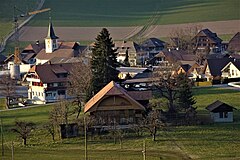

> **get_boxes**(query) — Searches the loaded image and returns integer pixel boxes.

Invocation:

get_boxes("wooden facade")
[84,81,146,126]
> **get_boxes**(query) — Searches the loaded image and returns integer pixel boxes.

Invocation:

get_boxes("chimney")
[36,40,39,45]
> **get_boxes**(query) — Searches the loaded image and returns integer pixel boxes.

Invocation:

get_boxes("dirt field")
[18,20,240,42]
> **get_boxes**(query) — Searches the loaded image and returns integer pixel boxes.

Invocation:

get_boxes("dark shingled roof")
[181,64,192,72]
[198,29,222,44]
[141,38,165,48]
[28,63,74,83]
[46,22,59,39]
[232,60,240,70]
[206,100,236,112]
[207,57,233,76]
[228,32,240,52]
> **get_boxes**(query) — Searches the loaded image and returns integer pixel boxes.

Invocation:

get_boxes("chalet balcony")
[26,77,40,83]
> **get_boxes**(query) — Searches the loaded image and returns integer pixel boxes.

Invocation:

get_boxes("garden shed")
[206,100,237,122]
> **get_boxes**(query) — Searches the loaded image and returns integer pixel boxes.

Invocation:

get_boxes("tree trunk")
[23,138,26,146]
[152,126,157,141]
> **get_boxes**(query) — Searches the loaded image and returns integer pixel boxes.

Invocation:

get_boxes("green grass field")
[0,0,40,41]
[29,0,240,27]
[0,87,239,159]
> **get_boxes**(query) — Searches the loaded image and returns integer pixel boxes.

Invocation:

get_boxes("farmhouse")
[84,81,146,126]
[177,62,201,80]
[114,40,140,66]
[202,57,233,82]
[193,28,224,53]
[25,62,74,104]
[206,100,237,123]
[147,49,196,66]
[140,38,166,59]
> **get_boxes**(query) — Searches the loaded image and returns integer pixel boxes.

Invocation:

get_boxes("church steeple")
[45,18,59,53]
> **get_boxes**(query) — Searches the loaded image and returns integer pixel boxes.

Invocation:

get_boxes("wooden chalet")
[84,81,146,126]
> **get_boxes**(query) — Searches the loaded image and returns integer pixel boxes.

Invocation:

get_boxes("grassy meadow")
[0,87,239,159]
[29,0,240,27]
[0,0,40,41]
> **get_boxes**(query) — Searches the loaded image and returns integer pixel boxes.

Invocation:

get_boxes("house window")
[219,112,228,118]
[46,93,52,97]
[232,70,234,76]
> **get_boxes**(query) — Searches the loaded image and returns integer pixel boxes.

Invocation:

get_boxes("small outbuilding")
[206,100,237,122]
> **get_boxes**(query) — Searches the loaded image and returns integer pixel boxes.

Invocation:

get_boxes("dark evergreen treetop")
[176,73,196,111]
[91,28,119,95]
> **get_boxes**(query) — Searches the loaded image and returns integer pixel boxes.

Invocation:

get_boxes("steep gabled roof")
[141,38,165,48]
[206,100,236,112]
[207,57,233,76]
[228,32,240,52]
[197,29,222,44]
[46,22,59,39]
[222,60,240,71]
[84,81,146,113]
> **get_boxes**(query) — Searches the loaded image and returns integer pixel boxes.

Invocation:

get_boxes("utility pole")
[1,118,4,160]
[84,116,88,160]
[142,140,146,160]
[11,141,14,160]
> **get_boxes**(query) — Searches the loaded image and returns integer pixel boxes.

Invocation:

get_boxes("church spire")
[45,18,59,53]
[46,17,58,39]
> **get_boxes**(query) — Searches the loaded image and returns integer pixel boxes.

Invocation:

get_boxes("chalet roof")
[222,60,240,71]
[228,32,240,52]
[28,63,74,83]
[197,29,222,44]
[84,81,146,113]
[21,53,36,63]
[46,22,59,39]
[141,38,165,48]
[114,40,140,53]
[207,57,233,76]
[153,49,196,63]
[36,42,80,60]
[180,64,192,72]
[229,53,240,59]
[22,43,45,54]
[127,91,152,101]
[206,100,236,112]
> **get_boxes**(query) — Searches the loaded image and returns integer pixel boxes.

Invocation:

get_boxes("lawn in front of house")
[0,87,239,159]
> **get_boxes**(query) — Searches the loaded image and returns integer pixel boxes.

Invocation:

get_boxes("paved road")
[212,84,240,91]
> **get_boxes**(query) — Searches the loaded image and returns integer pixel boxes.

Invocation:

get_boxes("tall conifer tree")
[91,28,119,95]
[176,73,196,111]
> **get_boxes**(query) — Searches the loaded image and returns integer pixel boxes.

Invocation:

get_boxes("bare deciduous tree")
[43,122,55,142]
[68,56,92,118]
[142,110,164,141]
[49,100,73,139]
[11,120,35,145]
[169,25,202,54]
[152,65,179,114]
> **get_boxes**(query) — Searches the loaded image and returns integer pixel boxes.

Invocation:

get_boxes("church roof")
[46,22,59,39]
